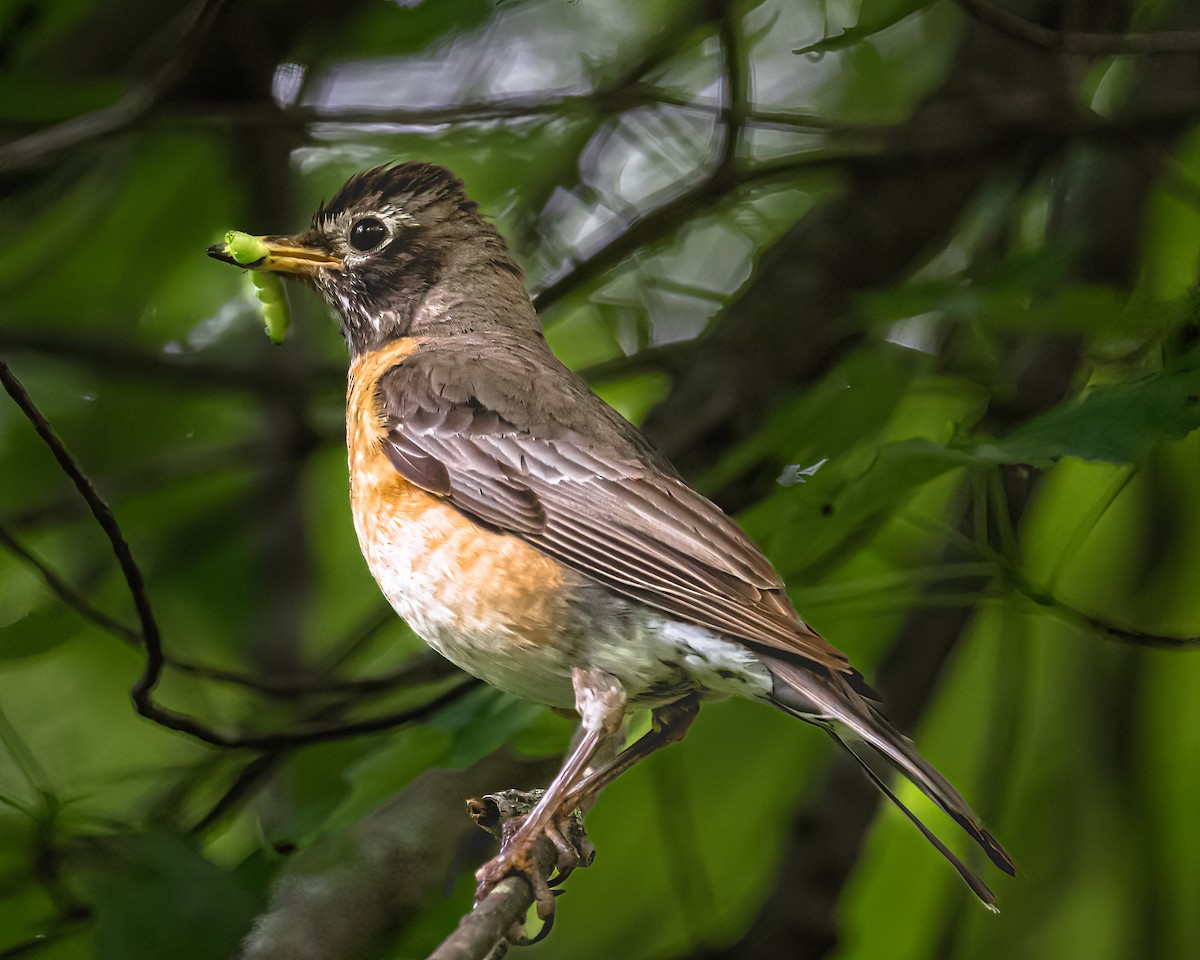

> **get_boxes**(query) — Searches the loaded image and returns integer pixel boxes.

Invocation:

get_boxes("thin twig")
[575,341,689,384]
[170,647,461,700]
[960,0,1200,55]
[0,523,139,644]
[1076,615,1200,649]
[0,921,87,960]
[0,360,161,670]
[1,512,455,700]
[904,511,1200,649]
[188,752,286,836]
[172,89,851,136]
[532,164,744,315]
[530,96,1200,316]
[184,653,463,834]
[0,327,339,399]
[717,0,747,173]
[0,358,483,748]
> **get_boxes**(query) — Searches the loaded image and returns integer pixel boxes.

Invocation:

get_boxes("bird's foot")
[468,788,594,924]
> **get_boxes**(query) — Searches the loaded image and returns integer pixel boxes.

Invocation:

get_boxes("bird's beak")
[206,235,343,276]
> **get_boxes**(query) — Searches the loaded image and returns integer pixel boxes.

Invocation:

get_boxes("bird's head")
[208,162,536,354]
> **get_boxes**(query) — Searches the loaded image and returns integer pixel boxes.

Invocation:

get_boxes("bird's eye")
[348,217,387,252]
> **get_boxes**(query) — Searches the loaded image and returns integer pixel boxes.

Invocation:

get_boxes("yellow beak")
[207,235,342,276]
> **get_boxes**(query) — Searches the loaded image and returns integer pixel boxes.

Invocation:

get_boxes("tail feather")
[767,657,1015,906]
[828,729,1000,911]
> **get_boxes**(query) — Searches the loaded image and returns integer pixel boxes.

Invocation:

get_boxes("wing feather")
[375,339,854,677]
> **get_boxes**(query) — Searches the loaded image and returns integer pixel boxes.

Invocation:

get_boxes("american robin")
[208,162,1014,915]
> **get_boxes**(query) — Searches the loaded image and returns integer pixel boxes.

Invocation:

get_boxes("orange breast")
[346,340,576,673]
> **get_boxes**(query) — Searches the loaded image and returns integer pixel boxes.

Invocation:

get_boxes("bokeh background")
[3,0,1200,958]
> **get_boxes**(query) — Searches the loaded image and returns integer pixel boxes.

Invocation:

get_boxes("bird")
[208,161,1014,916]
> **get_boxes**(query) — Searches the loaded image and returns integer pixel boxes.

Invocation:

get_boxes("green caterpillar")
[224,230,268,265]
[224,230,290,345]
[249,271,289,345]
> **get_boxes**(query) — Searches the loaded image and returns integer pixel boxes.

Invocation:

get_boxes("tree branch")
[0,0,229,176]
[428,876,537,960]
[960,0,1200,55]
[0,326,339,399]
[427,790,578,960]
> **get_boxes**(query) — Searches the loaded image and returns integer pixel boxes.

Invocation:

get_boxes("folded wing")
[375,338,859,682]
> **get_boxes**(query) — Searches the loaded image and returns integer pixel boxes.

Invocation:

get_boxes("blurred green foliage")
[2,0,1200,959]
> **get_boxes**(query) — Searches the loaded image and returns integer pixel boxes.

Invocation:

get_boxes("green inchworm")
[224,230,290,345]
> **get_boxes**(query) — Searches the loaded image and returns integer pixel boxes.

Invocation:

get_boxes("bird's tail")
[765,656,1016,910]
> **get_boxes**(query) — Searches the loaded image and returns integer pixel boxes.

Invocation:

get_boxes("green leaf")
[297,0,494,63]
[259,740,379,847]
[0,607,77,662]
[700,342,928,496]
[862,277,1187,336]
[509,708,577,758]
[428,686,548,768]
[79,829,269,960]
[264,689,551,844]
[794,0,934,55]
[750,438,972,575]
[971,362,1200,467]
[318,725,453,839]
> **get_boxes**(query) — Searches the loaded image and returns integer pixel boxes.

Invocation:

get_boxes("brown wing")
[375,336,856,679]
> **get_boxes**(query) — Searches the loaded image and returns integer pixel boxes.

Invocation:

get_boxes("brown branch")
[429,875,538,960]
[239,754,561,960]
[427,790,576,960]
[960,0,1200,55]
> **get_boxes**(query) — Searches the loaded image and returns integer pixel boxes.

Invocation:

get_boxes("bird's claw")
[468,789,595,922]
[543,803,595,882]
[475,843,558,919]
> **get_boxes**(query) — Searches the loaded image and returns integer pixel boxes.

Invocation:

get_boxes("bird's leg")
[474,667,626,918]
[564,694,700,811]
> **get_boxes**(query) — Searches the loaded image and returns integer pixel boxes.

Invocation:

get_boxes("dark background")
[2,0,1200,958]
